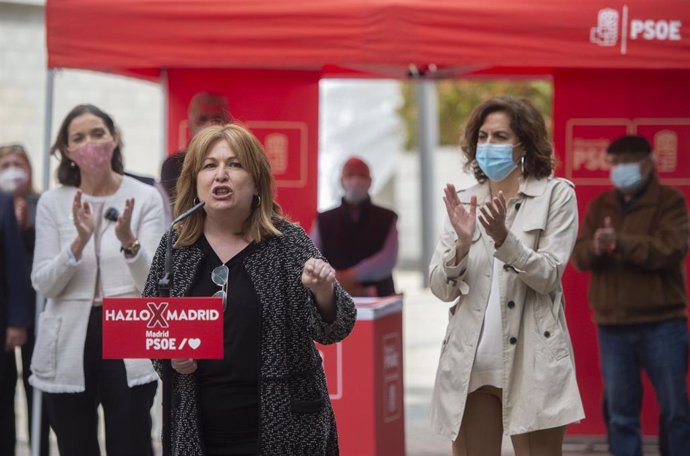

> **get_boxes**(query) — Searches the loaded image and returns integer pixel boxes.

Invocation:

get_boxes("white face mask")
[342,177,369,204]
[0,166,29,193]
[610,162,643,190]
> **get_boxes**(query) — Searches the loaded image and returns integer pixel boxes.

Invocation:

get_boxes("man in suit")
[0,191,31,455]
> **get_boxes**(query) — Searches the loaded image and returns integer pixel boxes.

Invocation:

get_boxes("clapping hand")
[14,197,28,230]
[478,191,509,247]
[115,197,136,246]
[72,190,95,242]
[443,184,477,247]
[593,216,616,255]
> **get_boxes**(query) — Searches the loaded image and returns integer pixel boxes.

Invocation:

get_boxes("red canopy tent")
[48,0,690,74]
[44,0,690,444]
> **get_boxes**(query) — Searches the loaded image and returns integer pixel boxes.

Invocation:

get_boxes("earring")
[521,155,525,174]
[69,160,76,168]
[253,194,261,208]
[193,197,199,205]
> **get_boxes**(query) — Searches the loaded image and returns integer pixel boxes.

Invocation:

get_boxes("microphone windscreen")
[104,207,119,222]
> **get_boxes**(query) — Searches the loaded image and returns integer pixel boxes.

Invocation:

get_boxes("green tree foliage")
[399,79,553,151]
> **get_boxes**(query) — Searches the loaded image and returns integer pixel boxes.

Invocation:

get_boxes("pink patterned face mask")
[70,141,115,174]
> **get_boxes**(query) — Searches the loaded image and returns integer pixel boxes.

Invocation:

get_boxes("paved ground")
[14,269,660,455]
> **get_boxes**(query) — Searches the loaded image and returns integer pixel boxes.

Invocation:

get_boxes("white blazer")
[30,176,166,393]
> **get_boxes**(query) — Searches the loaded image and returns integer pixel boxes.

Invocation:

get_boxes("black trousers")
[0,349,18,456]
[20,327,52,456]
[44,307,156,456]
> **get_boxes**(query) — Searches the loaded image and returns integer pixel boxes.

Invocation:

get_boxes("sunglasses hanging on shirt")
[212,264,229,311]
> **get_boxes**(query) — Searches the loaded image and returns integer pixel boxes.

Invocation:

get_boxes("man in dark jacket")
[311,157,398,297]
[571,135,690,456]
[0,191,31,455]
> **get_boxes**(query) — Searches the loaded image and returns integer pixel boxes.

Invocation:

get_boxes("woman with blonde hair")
[0,144,50,455]
[143,124,356,456]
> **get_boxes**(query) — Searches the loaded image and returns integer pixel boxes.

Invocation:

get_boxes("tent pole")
[415,79,438,288]
[31,67,55,456]
[161,68,169,166]
[41,70,55,191]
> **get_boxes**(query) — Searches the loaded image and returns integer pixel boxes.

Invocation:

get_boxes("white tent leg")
[31,67,56,456]
[416,79,438,287]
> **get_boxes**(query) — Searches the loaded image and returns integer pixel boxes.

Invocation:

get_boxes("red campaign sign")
[564,121,631,183]
[564,118,690,186]
[381,332,402,423]
[634,121,690,184]
[102,297,224,359]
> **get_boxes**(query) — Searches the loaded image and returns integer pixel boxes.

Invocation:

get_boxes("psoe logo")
[590,8,619,47]
[590,6,682,54]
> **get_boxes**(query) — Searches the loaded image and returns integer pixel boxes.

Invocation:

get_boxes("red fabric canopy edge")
[47,0,690,76]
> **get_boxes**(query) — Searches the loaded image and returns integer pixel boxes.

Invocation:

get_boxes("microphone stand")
[157,200,205,297]
[157,200,204,456]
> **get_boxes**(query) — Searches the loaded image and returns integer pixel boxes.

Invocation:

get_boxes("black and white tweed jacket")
[143,221,356,456]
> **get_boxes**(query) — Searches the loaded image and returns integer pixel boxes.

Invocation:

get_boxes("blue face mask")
[610,162,642,190]
[476,143,518,182]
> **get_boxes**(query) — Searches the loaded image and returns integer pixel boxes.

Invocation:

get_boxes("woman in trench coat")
[429,96,585,456]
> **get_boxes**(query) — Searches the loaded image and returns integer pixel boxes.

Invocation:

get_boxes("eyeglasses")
[211,264,229,311]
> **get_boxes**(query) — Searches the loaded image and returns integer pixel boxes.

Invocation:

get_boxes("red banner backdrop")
[166,69,320,230]
[554,69,690,436]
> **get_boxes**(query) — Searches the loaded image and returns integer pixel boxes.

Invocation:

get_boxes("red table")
[318,296,405,456]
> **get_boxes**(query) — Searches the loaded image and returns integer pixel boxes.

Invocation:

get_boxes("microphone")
[156,198,205,456]
[104,207,119,222]
[157,200,206,297]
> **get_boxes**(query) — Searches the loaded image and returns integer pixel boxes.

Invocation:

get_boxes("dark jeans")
[599,319,690,456]
[44,307,157,456]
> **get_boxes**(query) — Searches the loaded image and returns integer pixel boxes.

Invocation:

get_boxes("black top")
[189,235,261,455]
[144,222,357,456]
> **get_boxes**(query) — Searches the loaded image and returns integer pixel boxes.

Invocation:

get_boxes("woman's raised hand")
[443,184,477,246]
[478,191,509,247]
[72,190,95,243]
[70,190,95,260]
[115,197,136,246]
[301,258,336,295]
[302,258,337,321]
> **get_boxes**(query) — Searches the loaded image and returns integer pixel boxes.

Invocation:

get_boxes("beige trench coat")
[429,176,585,440]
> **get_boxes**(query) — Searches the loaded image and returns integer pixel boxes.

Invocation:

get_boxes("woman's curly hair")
[460,96,555,182]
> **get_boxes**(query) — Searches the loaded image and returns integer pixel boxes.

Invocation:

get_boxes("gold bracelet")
[120,239,141,257]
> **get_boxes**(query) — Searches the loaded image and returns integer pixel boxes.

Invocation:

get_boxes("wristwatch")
[120,239,141,257]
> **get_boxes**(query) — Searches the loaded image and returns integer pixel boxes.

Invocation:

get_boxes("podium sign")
[318,296,405,456]
[102,297,224,359]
